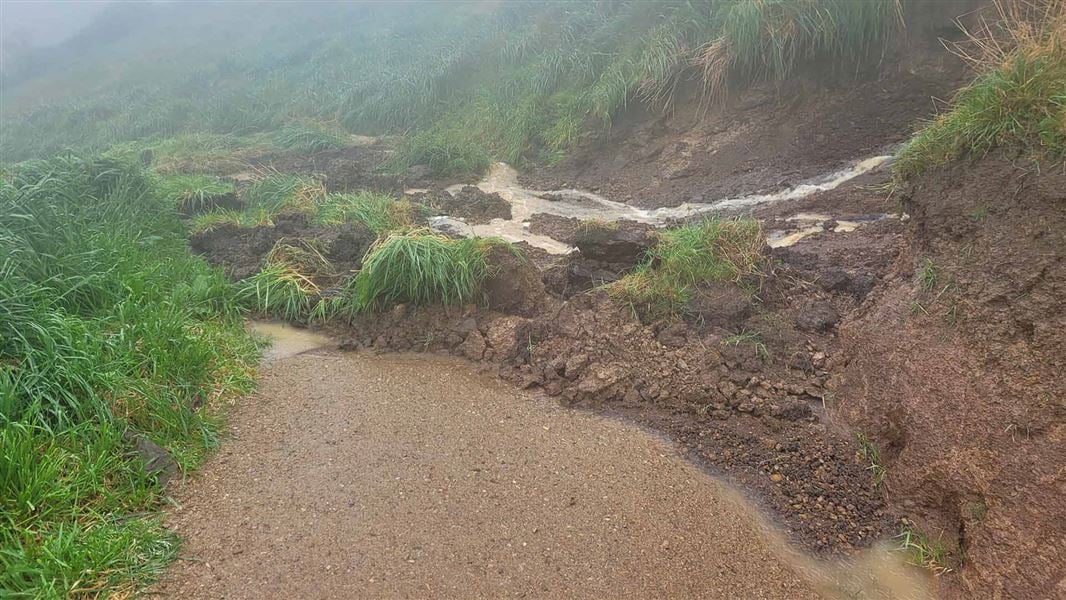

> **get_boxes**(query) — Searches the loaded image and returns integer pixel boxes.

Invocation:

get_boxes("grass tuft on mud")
[607,218,766,321]
[347,230,510,313]
[156,173,235,213]
[0,155,258,597]
[895,0,1066,179]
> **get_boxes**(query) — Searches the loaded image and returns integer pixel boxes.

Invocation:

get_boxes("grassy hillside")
[0,157,258,597]
[1,0,904,173]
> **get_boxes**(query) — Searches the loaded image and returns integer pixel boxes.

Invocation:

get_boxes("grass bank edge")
[1,155,262,598]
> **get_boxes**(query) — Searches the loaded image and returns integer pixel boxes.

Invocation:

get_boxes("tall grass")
[0,155,258,597]
[347,230,506,312]
[607,218,766,321]
[895,0,1065,179]
[156,173,235,213]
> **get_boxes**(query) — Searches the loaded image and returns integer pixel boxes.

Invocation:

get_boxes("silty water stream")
[426,154,894,253]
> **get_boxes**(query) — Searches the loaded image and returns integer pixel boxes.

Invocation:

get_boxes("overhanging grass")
[346,229,507,312]
[607,218,766,321]
[242,173,326,214]
[156,172,235,213]
[895,1,1065,179]
[0,155,258,597]
[234,239,337,323]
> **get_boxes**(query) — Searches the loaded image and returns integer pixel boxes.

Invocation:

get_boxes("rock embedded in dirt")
[794,302,841,332]
[124,430,178,486]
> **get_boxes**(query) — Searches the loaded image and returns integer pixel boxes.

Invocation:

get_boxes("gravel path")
[154,349,824,598]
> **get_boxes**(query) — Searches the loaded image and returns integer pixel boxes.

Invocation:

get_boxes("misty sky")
[1,0,112,48]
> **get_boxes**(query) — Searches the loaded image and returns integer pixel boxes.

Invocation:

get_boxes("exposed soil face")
[831,156,1066,599]
[520,37,969,209]
[190,212,376,282]
[156,351,827,599]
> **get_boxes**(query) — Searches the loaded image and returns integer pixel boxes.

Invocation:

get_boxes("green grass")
[0,155,258,597]
[721,331,770,362]
[607,218,766,321]
[156,173,235,213]
[897,526,954,574]
[242,173,326,214]
[273,122,347,153]
[346,230,508,313]
[314,191,416,233]
[234,239,337,323]
[855,432,887,486]
[895,3,1065,179]
[919,259,939,293]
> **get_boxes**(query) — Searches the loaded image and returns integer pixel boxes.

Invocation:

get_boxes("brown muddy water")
[427,155,894,254]
[220,322,933,599]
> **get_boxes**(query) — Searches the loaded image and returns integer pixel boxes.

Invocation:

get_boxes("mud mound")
[190,213,375,281]
[529,214,657,294]
[420,186,512,224]
[832,156,1066,599]
[482,244,547,317]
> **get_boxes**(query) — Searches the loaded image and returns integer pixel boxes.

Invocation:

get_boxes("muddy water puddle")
[248,320,332,360]
[428,154,893,253]
[242,325,929,597]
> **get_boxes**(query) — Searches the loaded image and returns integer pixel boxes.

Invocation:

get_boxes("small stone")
[770,473,784,483]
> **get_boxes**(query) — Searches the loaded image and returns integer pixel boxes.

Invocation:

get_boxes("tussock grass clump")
[391,126,492,178]
[315,192,416,233]
[242,173,326,214]
[607,218,766,321]
[157,173,235,213]
[895,0,1066,179]
[0,155,258,596]
[273,122,347,153]
[235,239,336,323]
[347,229,507,312]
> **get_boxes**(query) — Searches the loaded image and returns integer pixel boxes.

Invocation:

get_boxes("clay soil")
[831,155,1066,599]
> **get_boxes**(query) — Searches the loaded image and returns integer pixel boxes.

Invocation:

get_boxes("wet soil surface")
[190,213,376,282]
[519,40,967,209]
[155,352,824,599]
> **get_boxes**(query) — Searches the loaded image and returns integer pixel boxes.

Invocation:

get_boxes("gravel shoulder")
[154,350,824,599]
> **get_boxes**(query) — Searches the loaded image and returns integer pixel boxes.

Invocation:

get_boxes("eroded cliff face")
[832,155,1066,598]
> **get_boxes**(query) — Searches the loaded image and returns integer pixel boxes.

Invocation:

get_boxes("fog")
[1,0,111,48]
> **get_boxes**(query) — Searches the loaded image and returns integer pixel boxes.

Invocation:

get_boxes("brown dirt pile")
[830,155,1066,599]
[418,186,512,224]
[190,213,376,282]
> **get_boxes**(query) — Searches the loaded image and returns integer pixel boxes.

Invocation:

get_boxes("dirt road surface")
[153,343,846,598]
